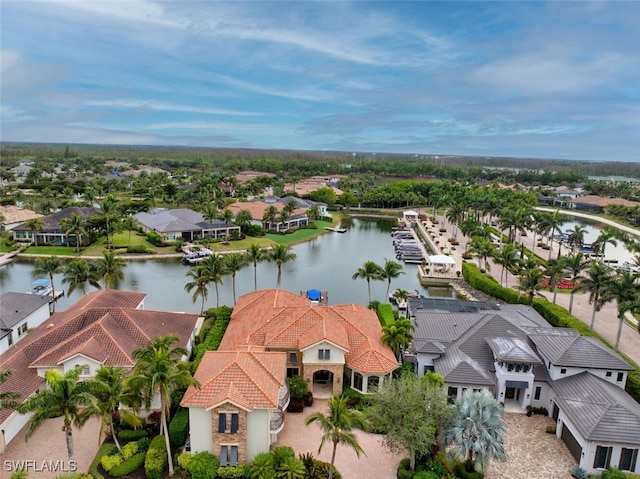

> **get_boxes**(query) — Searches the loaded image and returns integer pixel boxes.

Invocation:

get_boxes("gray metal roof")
[135,208,236,233]
[0,292,50,336]
[486,337,542,364]
[435,349,495,385]
[553,372,640,444]
[528,328,632,370]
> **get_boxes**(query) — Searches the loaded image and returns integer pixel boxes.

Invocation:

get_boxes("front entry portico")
[303,364,343,398]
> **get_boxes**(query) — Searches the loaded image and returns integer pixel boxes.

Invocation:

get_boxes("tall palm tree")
[494,243,520,287]
[201,254,225,307]
[234,209,253,233]
[223,252,247,305]
[544,258,566,304]
[578,262,615,331]
[17,366,100,464]
[100,195,121,247]
[25,217,45,246]
[566,225,588,253]
[563,252,589,315]
[593,228,618,263]
[202,203,218,232]
[96,251,126,289]
[381,319,414,363]
[262,205,279,231]
[516,266,545,306]
[380,258,404,300]
[352,260,383,304]
[268,244,297,289]
[444,389,507,473]
[0,370,20,411]
[446,203,466,242]
[62,259,102,295]
[124,335,199,477]
[246,243,266,291]
[184,265,210,314]
[60,213,86,252]
[545,210,565,260]
[122,215,138,249]
[605,270,640,350]
[33,255,63,312]
[304,395,367,479]
[467,238,495,272]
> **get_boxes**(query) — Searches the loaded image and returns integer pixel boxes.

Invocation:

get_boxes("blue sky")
[1,1,638,162]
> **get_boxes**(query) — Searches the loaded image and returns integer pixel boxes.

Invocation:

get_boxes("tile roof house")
[0,292,51,355]
[406,298,639,475]
[0,205,41,232]
[12,206,99,246]
[134,208,240,243]
[0,289,201,454]
[182,288,398,465]
[226,199,312,232]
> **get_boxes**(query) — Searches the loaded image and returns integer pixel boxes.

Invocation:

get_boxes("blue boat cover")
[307,289,321,301]
[33,279,50,286]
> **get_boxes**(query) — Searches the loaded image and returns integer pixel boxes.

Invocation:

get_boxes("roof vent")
[47,323,54,329]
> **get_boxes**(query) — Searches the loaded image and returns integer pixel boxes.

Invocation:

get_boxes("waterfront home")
[226,199,311,232]
[0,292,50,355]
[134,208,240,242]
[0,205,41,232]
[12,206,99,246]
[406,298,639,475]
[0,289,201,453]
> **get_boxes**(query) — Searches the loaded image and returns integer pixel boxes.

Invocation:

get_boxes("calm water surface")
[0,218,454,314]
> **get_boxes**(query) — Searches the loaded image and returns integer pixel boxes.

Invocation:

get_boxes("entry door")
[505,387,515,399]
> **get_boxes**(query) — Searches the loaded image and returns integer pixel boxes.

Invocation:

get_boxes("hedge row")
[461,262,640,404]
[169,407,189,447]
[193,306,233,369]
[109,452,146,477]
[117,429,148,443]
[89,444,118,479]
[377,303,395,327]
[145,435,168,479]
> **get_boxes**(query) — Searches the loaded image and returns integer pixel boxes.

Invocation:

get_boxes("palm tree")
[100,195,121,247]
[380,258,404,300]
[234,209,253,232]
[444,389,507,473]
[563,252,589,315]
[593,229,618,263]
[124,335,199,477]
[202,203,218,233]
[200,254,225,307]
[566,225,588,253]
[446,203,466,242]
[25,217,45,246]
[96,251,126,289]
[184,265,210,314]
[494,243,520,287]
[352,260,383,304]
[268,244,297,289]
[246,243,267,291]
[578,262,615,331]
[545,210,565,260]
[307,204,320,221]
[122,215,138,249]
[276,456,306,479]
[304,395,367,479]
[516,266,545,306]
[0,370,20,411]
[60,213,86,252]
[17,366,100,464]
[381,319,414,363]
[223,253,247,305]
[33,255,63,312]
[262,205,279,231]
[544,258,566,304]
[467,238,495,272]
[605,270,640,350]
[62,259,102,295]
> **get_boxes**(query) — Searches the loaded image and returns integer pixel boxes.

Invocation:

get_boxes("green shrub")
[136,436,150,451]
[193,306,233,368]
[187,451,219,479]
[342,387,365,408]
[100,454,123,472]
[377,303,395,326]
[398,458,415,479]
[452,464,484,479]
[531,300,594,336]
[121,441,139,460]
[109,452,146,477]
[248,452,276,479]
[414,472,439,479]
[177,451,192,472]
[169,407,190,446]
[145,435,168,479]
[117,429,148,442]
[308,459,343,479]
[545,425,556,434]
[216,464,247,479]
[126,244,153,254]
[89,444,118,479]
[626,369,640,404]
[286,375,308,399]
[461,262,525,305]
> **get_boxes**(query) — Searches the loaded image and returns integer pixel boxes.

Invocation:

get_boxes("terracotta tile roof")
[0,289,198,423]
[219,289,398,374]
[0,205,41,225]
[226,201,306,221]
[181,350,286,410]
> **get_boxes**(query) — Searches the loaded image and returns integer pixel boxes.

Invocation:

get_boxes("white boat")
[28,279,52,296]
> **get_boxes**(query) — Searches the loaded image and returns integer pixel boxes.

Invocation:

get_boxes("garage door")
[561,423,582,463]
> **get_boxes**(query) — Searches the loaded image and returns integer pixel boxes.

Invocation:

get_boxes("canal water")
[558,219,635,263]
[0,217,454,314]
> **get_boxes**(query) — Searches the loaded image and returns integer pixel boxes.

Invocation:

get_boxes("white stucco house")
[0,292,50,355]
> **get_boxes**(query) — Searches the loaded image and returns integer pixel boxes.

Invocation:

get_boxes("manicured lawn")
[266,220,334,245]
[23,245,81,256]
[0,236,15,253]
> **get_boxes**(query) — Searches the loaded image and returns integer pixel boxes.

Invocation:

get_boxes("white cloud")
[84,99,260,117]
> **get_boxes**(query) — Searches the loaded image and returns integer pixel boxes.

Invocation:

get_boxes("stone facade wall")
[303,363,344,396]
[209,403,248,464]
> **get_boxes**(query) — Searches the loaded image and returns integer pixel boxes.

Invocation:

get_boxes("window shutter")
[230,413,239,433]
[218,413,226,433]
[318,350,323,360]
[230,446,238,466]
[220,446,228,466]
[326,349,330,360]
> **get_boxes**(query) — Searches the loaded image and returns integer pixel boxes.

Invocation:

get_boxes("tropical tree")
[0,370,20,411]
[234,209,253,232]
[96,251,126,289]
[545,210,565,260]
[246,243,267,291]
[100,195,121,247]
[516,266,545,306]
[467,238,495,272]
[544,258,566,304]
[578,262,615,331]
[276,456,306,479]
[122,215,138,249]
[223,252,247,305]
[446,203,466,242]
[306,204,320,221]
[33,255,63,312]
[381,319,414,363]
[494,243,520,287]
[62,259,102,295]
[563,252,589,315]
[352,260,383,304]
[202,203,218,232]
[304,395,367,479]
[60,213,86,252]
[566,225,588,253]
[17,366,100,464]
[200,254,225,308]
[124,335,199,477]
[262,205,279,231]
[268,244,297,289]
[184,265,210,314]
[25,217,45,246]
[380,258,404,300]
[604,270,640,349]
[593,229,618,263]
[444,389,507,473]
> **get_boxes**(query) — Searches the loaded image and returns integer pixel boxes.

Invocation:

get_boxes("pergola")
[427,254,456,272]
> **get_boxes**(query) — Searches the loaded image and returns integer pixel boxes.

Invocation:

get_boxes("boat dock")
[324,227,347,233]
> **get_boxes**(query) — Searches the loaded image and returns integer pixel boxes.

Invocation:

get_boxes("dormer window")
[318,349,330,360]
[82,365,90,376]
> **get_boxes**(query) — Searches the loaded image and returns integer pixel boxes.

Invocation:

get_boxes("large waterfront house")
[134,208,240,242]
[0,292,50,355]
[182,289,398,465]
[406,298,639,475]
[12,206,99,246]
[0,289,201,454]
[226,197,315,233]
